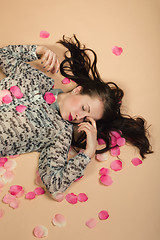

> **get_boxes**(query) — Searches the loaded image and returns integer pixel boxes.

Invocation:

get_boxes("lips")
[68,113,73,121]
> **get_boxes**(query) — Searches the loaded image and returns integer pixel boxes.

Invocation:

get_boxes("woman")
[0,35,153,196]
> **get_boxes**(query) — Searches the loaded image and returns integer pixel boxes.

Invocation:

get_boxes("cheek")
[66,96,81,110]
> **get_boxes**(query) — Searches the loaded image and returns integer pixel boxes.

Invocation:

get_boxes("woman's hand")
[78,117,97,158]
[36,45,60,73]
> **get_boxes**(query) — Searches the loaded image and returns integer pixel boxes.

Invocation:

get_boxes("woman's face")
[58,86,104,123]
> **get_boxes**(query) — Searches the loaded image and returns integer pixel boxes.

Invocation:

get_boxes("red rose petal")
[131,158,143,166]
[65,193,78,204]
[77,193,88,202]
[2,94,13,104]
[44,92,56,104]
[16,105,27,112]
[40,31,50,38]
[99,167,110,175]
[9,185,24,196]
[110,131,122,139]
[62,78,70,84]
[10,86,23,99]
[98,210,109,220]
[112,46,123,56]
[100,175,113,186]
[110,146,120,157]
[97,138,106,145]
[110,160,122,171]
[117,137,126,146]
[0,157,8,167]
[34,187,45,195]
[25,192,36,199]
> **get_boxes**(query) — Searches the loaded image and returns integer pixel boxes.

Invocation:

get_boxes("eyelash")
[82,106,85,111]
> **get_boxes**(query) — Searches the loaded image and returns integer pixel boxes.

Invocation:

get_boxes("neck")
[57,91,70,109]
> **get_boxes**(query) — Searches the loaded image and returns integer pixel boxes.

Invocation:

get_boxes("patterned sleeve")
[0,45,38,76]
[38,131,91,195]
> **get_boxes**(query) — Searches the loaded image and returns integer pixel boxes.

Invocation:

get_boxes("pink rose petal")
[16,105,27,112]
[33,225,48,238]
[110,146,120,157]
[112,46,123,56]
[2,94,13,104]
[9,185,23,196]
[99,167,110,175]
[0,89,10,98]
[34,187,45,195]
[0,209,5,218]
[117,137,126,146]
[85,218,97,228]
[78,193,88,202]
[65,193,78,204]
[98,210,109,220]
[40,31,50,38]
[0,157,8,167]
[100,175,113,186]
[131,158,143,166]
[4,159,17,171]
[96,152,108,162]
[2,193,16,204]
[52,214,66,227]
[0,178,5,188]
[111,135,117,147]
[110,131,122,139]
[97,138,106,145]
[110,160,122,171]
[52,192,65,202]
[25,192,36,199]
[0,167,6,175]
[2,171,14,183]
[44,92,56,104]
[9,198,20,209]
[62,78,70,84]
[10,86,23,99]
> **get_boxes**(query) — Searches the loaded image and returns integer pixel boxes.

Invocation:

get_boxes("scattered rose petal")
[0,157,8,167]
[0,209,5,218]
[85,218,97,228]
[112,46,123,56]
[62,78,70,84]
[111,135,117,147]
[97,138,106,145]
[9,198,20,209]
[25,192,36,199]
[4,159,17,171]
[2,171,14,183]
[44,92,56,104]
[98,210,109,220]
[0,89,10,98]
[52,214,66,227]
[117,137,126,146]
[0,167,6,175]
[40,31,50,38]
[74,176,83,182]
[10,86,23,99]
[99,167,110,175]
[65,193,78,204]
[131,158,143,166]
[2,193,16,204]
[100,175,113,186]
[16,105,27,112]
[78,193,88,202]
[34,187,45,195]
[2,94,13,104]
[110,160,122,171]
[110,131,122,139]
[33,225,48,238]
[110,146,120,157]
[96,152,108,162]
[9,185,24,197]
[52,192,65,202]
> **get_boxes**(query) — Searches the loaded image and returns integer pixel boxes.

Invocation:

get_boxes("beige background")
[0,0,160,239]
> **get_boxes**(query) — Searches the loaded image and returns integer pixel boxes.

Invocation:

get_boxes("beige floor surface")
[0,0,160,240]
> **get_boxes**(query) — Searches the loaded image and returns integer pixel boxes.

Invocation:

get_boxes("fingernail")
[43,66,45,68]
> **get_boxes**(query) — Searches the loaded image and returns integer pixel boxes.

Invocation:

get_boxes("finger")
[46,55,56,72]
[44,53,54,69]
[86,117,97,128]
[41,50,50,64]
[55,58,60,73]
[78,122,93,129]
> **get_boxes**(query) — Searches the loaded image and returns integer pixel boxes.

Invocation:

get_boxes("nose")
[75,112,86,121]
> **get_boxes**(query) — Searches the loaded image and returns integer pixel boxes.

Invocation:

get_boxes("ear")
[72,86,83,94]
